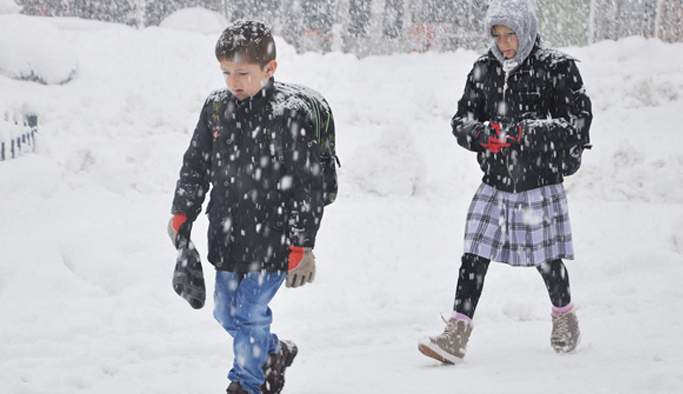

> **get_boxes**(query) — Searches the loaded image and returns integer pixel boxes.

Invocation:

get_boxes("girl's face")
[492,25,519,59]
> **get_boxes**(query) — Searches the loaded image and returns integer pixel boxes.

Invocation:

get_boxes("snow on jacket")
[172,78,325,272]
[452,41,593,193]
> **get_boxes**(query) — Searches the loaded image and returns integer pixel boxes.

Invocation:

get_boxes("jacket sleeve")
[452,62,487,152]
[171,99,213,222]
[282,109,325,248]
[520,59,593,152]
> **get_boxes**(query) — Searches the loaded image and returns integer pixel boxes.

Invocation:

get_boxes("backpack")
[285,84,339,205]
[207,84,339,205]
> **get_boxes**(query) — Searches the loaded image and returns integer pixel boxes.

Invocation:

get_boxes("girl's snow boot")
[418,317,473,364]
[551,308,581,353]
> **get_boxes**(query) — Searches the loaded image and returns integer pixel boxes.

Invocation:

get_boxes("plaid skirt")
[463,183,574,267]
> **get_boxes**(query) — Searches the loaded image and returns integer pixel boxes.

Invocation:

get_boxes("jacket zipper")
[502,69,517,192]
[506,153,517,193]
[503,70,509,103]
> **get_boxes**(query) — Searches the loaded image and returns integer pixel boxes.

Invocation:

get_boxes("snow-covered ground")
[2,8,683,394]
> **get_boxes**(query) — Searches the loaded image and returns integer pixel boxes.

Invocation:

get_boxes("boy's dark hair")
[215,20,276,68]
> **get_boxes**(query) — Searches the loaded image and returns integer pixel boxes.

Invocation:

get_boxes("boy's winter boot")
[550,308,581,353]
[226,381,249,394]
[418,316,473,364]
[261,340,298,394]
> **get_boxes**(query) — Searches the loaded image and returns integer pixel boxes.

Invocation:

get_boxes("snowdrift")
[0,15,78,85]
[159,7,230,35]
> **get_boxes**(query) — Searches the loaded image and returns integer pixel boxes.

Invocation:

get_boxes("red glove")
[167,214,188,248]
[478,122,525,153]
[504,125,523,143]
[288,246,305,270]
[481,136,510,153]
[478,122,510,153]
[490,122,503,135]
[287,246,316,288]
[172,214,187,232]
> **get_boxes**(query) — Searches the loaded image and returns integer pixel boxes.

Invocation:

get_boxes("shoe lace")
[440,313,450,324]
[440,314,456,329]
[552,313,570,340]
[440,313,468,335]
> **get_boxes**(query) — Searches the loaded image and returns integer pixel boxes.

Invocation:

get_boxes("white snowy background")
[2,5,683,394]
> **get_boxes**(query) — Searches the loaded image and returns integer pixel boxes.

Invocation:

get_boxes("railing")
[0,114,38,161]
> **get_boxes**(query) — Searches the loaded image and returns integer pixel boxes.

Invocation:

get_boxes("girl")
[419,0,592,364]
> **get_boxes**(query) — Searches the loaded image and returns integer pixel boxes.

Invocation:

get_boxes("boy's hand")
[167,214,189,249]
[286,247,315,288]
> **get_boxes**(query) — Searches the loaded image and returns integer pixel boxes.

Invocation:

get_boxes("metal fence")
[0,113,37,162]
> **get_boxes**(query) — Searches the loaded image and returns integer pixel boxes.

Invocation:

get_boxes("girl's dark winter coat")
[452,40,593,193]
[172,78,325,273]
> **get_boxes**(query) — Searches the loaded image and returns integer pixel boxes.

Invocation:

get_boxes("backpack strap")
[304,95,323,141]
[300,93,338,165]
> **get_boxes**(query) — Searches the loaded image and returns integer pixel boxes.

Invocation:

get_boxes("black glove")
[503,124,524,145]
[172,239,206,309]
[473,123,495,145]
[514,120,544,150]
[488,118,525,147]
[169,215,204,309]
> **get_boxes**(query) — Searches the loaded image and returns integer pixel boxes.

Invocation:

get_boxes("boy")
[168,20,331,394]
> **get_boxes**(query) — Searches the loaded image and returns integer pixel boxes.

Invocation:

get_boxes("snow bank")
[1,14,682,394]
[0,0,20,14]
[562,36,683,204]
[159,7,230,35]
[0,15,78,84]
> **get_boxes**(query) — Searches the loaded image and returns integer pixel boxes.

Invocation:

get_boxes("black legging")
[453,253,571,319]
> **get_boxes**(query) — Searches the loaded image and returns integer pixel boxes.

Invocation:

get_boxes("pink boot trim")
[552,303,574,314]
[452,312,473,323]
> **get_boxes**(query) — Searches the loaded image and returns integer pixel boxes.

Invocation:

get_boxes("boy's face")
[492,24,519,59]
[219,59,278,101]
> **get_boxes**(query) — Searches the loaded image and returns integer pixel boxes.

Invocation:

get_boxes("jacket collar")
[225,77,275,120]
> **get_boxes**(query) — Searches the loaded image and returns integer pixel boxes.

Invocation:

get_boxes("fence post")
[0,113,38,161]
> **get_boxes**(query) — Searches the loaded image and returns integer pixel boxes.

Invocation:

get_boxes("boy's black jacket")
[452,41,593,193]
[172,78,325,272]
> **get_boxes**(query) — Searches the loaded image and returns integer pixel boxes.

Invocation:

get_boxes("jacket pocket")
[517,92,543,115]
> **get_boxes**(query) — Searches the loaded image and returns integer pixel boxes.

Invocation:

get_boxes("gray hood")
[485,0,539,67]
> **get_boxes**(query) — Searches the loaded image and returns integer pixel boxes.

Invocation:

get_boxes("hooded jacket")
[172,78,325,272]
[452,0,593,193]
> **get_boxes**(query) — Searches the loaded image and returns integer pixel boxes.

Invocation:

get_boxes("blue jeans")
[213,271,286,394]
